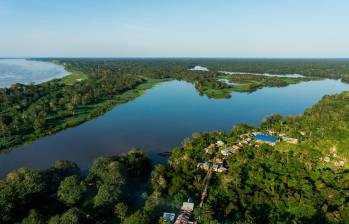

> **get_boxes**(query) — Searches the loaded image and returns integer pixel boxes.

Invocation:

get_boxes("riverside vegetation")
[2,58,349,151]
[1,90,349,223]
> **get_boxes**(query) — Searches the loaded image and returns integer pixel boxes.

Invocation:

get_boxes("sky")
[0,0,348,58]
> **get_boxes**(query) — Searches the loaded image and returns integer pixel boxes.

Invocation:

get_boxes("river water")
[0,77,348,178]
[0,59,69,88]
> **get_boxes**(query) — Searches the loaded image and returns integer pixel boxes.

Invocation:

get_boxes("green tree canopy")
[57,175,86,206]
[21,210,45,224]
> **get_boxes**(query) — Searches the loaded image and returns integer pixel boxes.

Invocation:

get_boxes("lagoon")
[189,65,209,71]
[0,79,348,177]
[219,71,304,78]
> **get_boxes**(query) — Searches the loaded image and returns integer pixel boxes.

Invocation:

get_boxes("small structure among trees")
[175,201,195,224]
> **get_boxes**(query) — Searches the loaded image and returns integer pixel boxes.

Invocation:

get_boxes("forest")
[0,61,160,151]
[2,58,348,151]
[223,74,316,93]
[199,59,349,82]
[147,90,349,224]
[56,58,349,81]
[0,150,152,224]
[1,90,349,223]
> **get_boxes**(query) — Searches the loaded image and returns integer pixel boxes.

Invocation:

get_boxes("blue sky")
[0,0,348,57]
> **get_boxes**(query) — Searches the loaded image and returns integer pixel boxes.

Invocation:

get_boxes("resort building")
[221,148,233,156]
[214,158,224,165]
[232,145,240,150]
[181,202,194,211]
[216,140,225,147]
[335,160,345,167]
[217,167,228,173]
[197,162,211,171]
[212,164,219,172]
[175,202,195,224]
[282,136,299,144]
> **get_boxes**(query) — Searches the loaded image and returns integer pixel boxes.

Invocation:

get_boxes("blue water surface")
[0,79,348,177]
[0,59,69,88]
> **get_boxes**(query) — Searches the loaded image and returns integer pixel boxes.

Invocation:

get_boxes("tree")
[123,211,149,224]
[262,113,283,129]
[48,215,60,224]
[32,113,46,134]
[43,160,81,192]
[52,160,81,177]
[115,202,128,222]
[93,184,121,208]
[5,167,45,200]
[194,205,215,224]
[21,210,45,224]
[158,217,172,224]
[0,116,10,139]
[0,185,16,222]
[57,175,86,206]
[126,149,152,178]
[143,191,165,222]
[89,156,125,209]
[88,157,125,186]
[151,165,167,192]
[60,208,83,224]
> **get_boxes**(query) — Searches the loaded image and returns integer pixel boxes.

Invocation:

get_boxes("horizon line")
[1,56,349,60]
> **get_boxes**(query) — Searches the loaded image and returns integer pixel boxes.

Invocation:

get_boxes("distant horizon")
[1,57,349,60]
[1,0,348,57]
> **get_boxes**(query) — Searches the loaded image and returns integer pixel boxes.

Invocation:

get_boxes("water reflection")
[0,79,347,177]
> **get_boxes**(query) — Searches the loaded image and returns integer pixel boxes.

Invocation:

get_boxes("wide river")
[0,59,69,88]
[0,78,348,177]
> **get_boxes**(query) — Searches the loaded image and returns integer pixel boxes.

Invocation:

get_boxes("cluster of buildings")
[219,131,295,157]
[279,133,299,144]
[198,140,229,173]
[220,133,257,156]
[163,201,196,224]
[197,161,227,173]
[322,146,345,168]
[219,132,278,157]
[198,131,300,173]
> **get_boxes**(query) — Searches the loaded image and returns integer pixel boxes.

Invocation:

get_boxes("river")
[0,59,69,88]
[0,78,348,178]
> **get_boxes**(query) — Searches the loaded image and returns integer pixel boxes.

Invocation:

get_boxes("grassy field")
[201,88,233,99]
[60,69,89,85]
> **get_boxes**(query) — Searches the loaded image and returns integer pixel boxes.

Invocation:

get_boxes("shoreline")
[0,58,71,89]
[0,77,168,153]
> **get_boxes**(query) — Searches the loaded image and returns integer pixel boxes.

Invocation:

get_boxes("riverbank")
[60,68,89,85]
[1,58,348,158]
[1,78,348,178]
[2,90,349,223]
[160,90,349,223]
[0,77,167,152]
[0,58,70,88]
[197,75,320,98]
[0,63,319,151]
